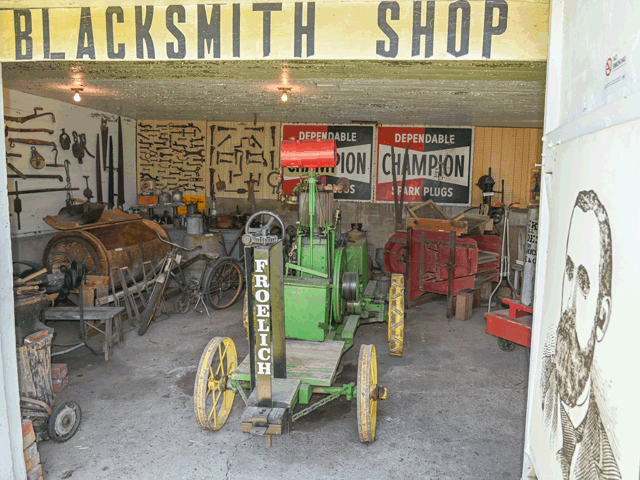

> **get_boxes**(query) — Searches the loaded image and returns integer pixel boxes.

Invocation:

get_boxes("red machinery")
[384,228,500,307]
[485,298,533,351]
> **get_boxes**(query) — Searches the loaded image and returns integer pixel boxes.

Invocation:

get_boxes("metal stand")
[488,205,516,312]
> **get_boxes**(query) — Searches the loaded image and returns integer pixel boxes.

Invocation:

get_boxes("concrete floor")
[39,298,529,480]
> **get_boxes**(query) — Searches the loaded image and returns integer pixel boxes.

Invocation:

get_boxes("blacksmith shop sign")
[282,124,374,202]
[376,126,474,205]
[0,2,548,62]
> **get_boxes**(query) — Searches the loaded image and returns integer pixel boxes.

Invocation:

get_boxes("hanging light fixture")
[278,87,292,103]
[71,87,83,102]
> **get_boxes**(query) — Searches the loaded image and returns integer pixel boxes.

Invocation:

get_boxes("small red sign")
[606,58,613,76]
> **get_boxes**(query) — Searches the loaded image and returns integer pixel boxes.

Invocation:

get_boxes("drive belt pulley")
[341,272,359,300]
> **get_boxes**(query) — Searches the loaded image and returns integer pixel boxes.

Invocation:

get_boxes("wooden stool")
[44,307,125,361]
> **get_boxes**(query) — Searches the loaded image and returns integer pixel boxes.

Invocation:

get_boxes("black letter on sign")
[77,7,96,59]
[135,6,155,59]
[166,5,186,59]
[412,1,434,58]
[482,0,508,59]
[233,4,241,58]
[198,4,220,59]
[106,7,125,59]
[447,0,470,58]
[43,8,65,59]
[294,2,315,58]
[14,10,33,60]
[253,3,283,57]
[376,2,399,58]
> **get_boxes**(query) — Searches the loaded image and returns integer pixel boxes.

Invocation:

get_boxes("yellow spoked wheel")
[388,274,405,356]
[194,337,237,431]
[242,291,249,344]
[357,344,385,443]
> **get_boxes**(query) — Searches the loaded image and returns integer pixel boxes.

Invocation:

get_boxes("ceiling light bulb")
[73,91,81,102]
[281,92,288,103]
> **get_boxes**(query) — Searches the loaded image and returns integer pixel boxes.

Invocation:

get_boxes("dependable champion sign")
[0,1,548,62]
[376,126,474,204]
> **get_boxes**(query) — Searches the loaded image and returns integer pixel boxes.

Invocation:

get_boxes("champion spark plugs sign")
[376,126,474,205]
[282,124,374,201]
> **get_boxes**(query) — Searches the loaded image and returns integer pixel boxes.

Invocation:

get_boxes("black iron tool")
[7,173,63,182]
[5,107,55,124]
[59,128,71,149]
[270,126,276,146]
[95,133,103,202]
[101,118,108,172]
[7,163,26,179]
[72,132,84,163]
[108,136,114,206]
[79,133,95,158]
[14,182,22,230]
[83,176,93,201]
[245,126,264,132]
[117,117,125,208]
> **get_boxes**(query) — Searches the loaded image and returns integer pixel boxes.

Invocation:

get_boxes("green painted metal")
[345,237,369,287]
[285,262,329,279]
[298,382,314,404]
[283,277,330,341]
[298,236,330,277]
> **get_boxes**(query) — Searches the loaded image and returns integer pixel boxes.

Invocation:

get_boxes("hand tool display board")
[376,126,474,205]
[5,89,136,238]
[281,124,374,201]
[205,121,281,200]
[136,120,206,197]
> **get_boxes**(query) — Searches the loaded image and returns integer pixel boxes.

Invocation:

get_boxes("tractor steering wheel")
[244,211,286,242]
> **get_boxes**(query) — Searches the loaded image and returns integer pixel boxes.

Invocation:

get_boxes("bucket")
[186,215,204,235]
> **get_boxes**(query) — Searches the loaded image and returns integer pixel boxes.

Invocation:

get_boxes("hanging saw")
[5,125,54,136]
[4,107,55,124]
[101,118,109,172]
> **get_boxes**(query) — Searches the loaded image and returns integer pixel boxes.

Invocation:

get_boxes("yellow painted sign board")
[0,1,548,62]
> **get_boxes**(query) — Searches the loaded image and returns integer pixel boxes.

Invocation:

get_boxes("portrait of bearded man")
[540,190,620,480]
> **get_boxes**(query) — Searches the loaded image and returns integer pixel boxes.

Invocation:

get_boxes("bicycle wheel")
[203,258,244,310]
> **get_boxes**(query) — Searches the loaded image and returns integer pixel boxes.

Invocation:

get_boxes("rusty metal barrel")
[42,219,171,281]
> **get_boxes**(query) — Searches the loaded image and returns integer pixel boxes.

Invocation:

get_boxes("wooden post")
[16,331,54,408]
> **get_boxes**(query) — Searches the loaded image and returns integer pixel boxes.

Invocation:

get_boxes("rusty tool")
[217,126,237,132]
[249,135,262,149]
[83,175,93,201]
[270,126,276,146]
[246,150,267,166]
[8,186,78,195]
[245,178,258,212]
[209,168,215,194]
[8,137,56,148]
[95,134,103,202]
[245,126,264,132]
[184,149,205,157]
[217,134,231,147]
[5,107,55,124]
[216,174,226,192]
[270,150,275,169]
[228,170,233,185]
[59,128,71,149]
[217,152,233,164]
[80,133,95,158]
[117,117,125,208]
[29,147,45,169]
[5,125,54,136]
[230,188,259,195]
[7,153,21,158]
[7,173,63,182]
[101,119,109,171]
[108,136,114,206]
[72,132,85,163]
[7,163,26,179]
[138,122,152,129]
[13,182,22,230]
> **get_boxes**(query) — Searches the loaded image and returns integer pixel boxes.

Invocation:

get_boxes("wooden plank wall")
[472,127,543,206]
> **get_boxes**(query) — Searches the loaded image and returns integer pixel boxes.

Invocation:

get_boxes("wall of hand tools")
[136,120,281,203]
[4,89,137,237]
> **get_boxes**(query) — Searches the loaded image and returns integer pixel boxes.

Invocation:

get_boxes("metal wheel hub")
[53,405,78,436]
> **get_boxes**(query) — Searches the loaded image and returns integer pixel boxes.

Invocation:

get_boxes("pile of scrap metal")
[383,200,500,309]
